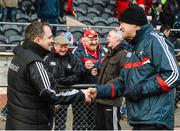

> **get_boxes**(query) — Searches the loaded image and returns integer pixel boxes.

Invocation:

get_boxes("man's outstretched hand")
[81,88,97,104]
[88,87,97,100]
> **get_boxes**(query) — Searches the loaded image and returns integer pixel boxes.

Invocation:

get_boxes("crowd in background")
[0,0,179,27]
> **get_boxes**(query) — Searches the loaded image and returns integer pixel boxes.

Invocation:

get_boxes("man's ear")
[34,37,41,45]
[135,25,141,30]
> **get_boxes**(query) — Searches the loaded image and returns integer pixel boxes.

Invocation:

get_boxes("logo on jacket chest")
[126,50,144,58]
[9,63,19,72]
[126,52,132,58]
[50,62,56,66]
[67,64,72,69]
[50,61,72,69]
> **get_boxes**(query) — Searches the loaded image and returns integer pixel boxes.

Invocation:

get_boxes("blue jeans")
[2,7,17,22]
[41,17,58,36]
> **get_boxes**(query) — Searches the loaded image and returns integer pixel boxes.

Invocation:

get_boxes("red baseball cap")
[83,29,98,38]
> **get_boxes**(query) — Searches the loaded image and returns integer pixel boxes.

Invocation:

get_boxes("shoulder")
[44,52,58,61]
[144,32,165,49]
[145,32,175,55]
[117,49,126,56]
[72,45,84,54]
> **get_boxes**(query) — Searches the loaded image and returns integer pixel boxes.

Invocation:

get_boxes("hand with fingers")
[88,87,97,100]
[81,88,98,104]
[81,89,93,104]
[91,68,98,76]
[84,60,94,70]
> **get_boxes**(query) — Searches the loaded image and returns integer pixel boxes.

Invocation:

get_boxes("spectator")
[45,35,83,130]
[1,0,19,22]
[173,18,180,38]
[88,4,180,130]
[60,0,76,17]
[161,0,178,27]
[150,0,163,26]
[159,24,171,38]
[72,29,105,130]
[159,24,177,43]
[144,0,152,15]
[36,0,60,35]
[63,31,74,45]
[116,0,145,19]
[95,29,127,130]
[5,20,91,130]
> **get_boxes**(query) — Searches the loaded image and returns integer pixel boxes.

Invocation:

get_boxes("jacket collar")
[108,40,128,56]
[130,24,153,44]
[22,40,50,58]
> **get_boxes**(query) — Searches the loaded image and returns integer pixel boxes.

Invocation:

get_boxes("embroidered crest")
[126,52,132,57]
[67,64,72,69]
[50,62,56,66]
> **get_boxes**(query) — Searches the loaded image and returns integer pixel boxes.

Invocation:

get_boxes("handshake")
[81,88,98,104]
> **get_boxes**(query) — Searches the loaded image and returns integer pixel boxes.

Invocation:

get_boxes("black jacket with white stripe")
[45,51,83,86]
[6,40,85,130]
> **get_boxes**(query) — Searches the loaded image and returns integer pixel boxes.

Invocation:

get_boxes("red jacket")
[116,0,145,18]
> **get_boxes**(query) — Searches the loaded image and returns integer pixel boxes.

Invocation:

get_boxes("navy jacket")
[96,24,180,129]
[36,0,60,18]
[73,44,105,84]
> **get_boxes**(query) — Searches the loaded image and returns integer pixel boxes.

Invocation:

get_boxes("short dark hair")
[25,20,52,41]
[160,25,171,33]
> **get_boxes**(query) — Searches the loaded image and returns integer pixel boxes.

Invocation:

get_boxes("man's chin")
[90,47,97,51]
[48,46,53,51]
[59,53,66,56]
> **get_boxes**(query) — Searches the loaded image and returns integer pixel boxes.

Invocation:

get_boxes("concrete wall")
[0,53,13,110]
[0,53,13,87]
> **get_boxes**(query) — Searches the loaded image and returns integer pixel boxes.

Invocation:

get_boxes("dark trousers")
[41,17,58,36]
[132,124,170,130]
[2,7,17,22]
[95,103,121,130]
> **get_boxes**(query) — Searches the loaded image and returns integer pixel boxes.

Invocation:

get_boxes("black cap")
[119,4,148,26]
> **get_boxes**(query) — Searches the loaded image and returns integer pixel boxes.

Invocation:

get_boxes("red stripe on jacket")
[110,83,115,99]
[124,57,150,69]
[82,58,97,64]
[156,76,170,92]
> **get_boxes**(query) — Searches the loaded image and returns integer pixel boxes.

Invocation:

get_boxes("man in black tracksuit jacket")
[45,35,84,130]
[5,21,90,130]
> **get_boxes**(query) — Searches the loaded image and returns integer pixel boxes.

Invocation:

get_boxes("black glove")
[124,86,143,102]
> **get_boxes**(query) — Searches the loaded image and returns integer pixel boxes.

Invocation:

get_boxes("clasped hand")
[81,88,97,104]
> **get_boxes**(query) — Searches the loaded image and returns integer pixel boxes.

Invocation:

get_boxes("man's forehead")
[55,44,68,47]
[88,36,98,40]
[43,26,52,37]
[43,25,51,33]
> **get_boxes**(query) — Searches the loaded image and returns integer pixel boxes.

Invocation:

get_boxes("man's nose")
[62,47,67,51]
[92,40,97,44]
[51,37,54,43]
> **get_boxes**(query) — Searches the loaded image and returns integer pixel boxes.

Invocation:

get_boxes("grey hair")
[111,28,123,41]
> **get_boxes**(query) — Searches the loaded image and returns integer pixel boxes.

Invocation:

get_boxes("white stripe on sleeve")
[151,33,179,86]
